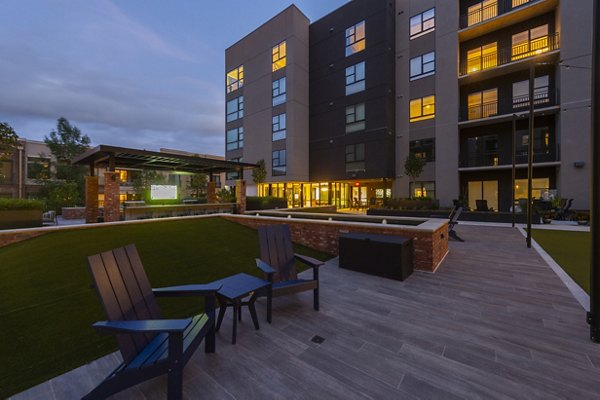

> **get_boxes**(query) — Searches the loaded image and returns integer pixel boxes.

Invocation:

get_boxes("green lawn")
[0,217,329,398]
[532,229,591,293]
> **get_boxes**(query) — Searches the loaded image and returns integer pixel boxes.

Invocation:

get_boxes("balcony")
[459,0,559,41]
[460,32,559,78]
[460,144,559,169]
[461,86,555,122]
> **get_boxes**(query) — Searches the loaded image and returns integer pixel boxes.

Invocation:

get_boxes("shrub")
[0,198,43,211]
[246,196,287,210]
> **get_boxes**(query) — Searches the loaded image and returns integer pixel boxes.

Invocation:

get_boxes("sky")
[0,0,348,156]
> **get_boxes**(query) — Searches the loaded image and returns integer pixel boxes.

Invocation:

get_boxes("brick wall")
[223,215,449,272]
[103,172,120,223]
[62,207,86,220]
[85,176,99,223]
[0,231,46,248]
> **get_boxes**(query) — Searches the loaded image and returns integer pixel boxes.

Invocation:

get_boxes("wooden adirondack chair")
[448,206,464,242]
[255,224,324,318]
[84,244,220,400]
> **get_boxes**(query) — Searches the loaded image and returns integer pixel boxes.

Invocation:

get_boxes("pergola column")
[85,176,99,224]
[235,179,246,214]
[104,171,120,222]
[207,181,217,203]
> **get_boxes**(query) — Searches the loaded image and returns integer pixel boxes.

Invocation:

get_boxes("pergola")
[72,145,257,223]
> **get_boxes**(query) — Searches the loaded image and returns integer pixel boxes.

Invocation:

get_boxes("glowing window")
[512,24,549,60]
[467,0,497,27]
[467,88,498,120]
[272,41,287,72]
[345,21,366,56]
[409,95,435,122]
[467,42,497,73]
[226,66,244,94]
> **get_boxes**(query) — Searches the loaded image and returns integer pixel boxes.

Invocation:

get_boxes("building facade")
[226,0,593,211]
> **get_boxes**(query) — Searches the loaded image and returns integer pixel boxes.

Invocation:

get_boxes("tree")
[187,173,208,199]
[252,159,267,185]
[132,170,165,201]
[404,153,426,199]
[45,117,91,162]
[0,122,19,161]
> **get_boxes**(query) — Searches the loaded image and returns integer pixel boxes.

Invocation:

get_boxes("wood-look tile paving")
[11,225,600,400]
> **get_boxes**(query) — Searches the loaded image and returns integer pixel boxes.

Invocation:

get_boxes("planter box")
[0,209,42,230]
[368,208,541,224]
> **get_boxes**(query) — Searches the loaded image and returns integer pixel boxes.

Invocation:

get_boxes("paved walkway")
[11,225,600,399]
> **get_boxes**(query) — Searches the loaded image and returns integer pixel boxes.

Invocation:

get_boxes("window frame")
[345,20,366,57]
[345,143,366,172]
[409,95,436,122]
[345,103,366,134]
[272,113,286,141]
[272,41,287,72]
[226,96,244,122]
[410,51,436,80]
[409,139,435,162]
[272,149,287,176]
[345,61,366,96]
[226,126,244,151]
[272,77,287,107]
[226,65,244,94]
[410,8,435,39]
[512,75,550,109]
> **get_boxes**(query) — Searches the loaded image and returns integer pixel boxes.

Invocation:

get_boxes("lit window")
[466,42,497,73]
[512,24,549,60]
[345,143,365,172]
[346,61,365,95]
[513,75,550,109]
[410,182,436,199]
[272,41,287,72]
[272,113,286,141]
[467,0,497,27]
[410,51,435,80]
[226,96,244,122]
[410,8,435,39]
[345,21,366,56]
[226,66,244,94]
[467,88,497,120]
[226,127,244,151]
[345,103,366,133]
[272,150,286,176]
[512,0,531,8]
[410,139,435,162]
[272,77,286,106]
[409,95,435,122]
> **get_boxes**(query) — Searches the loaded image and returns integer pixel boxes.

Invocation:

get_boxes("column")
[207,181,217,203]
[103,171,120,222]
[235,179,246,214]
[85,176,99,224]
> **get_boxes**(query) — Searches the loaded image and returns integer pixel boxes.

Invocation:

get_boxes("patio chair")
[42,210,57,225]
[556,198,574,220]
[448,207,464,242]
[84,244,220,400]
[475,199,490,212]
[255,224,324,316]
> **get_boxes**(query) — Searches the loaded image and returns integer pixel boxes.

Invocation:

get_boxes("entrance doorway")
[351,186,367,209]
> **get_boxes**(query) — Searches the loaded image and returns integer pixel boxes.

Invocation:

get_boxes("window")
[226,65,244,94]
[226,157,242,180]
[345,143,365,172]
[466,42,497,73]
[410,139,435,162]
[467,0,497,27]
[226,127,244,151]
[410,8,435,39]
[515,178,550,200]
[26,157,51,180]
[468,180,498,211]
[272,150,286,176]
[272,113,286,141]
[410,182,436,199]
[226,96,244,122]
[467,88,498,120]
[466,135,499,167]
[409,95,435,122]
[345,103,366,133]
[513,75,550,108]
[272,41,286,72]
[272,77,286,106]
[513,0,531,7]
[410,51,435,80]
[345,20,366,56]
[346,61,365,95]
[512,24,549,60]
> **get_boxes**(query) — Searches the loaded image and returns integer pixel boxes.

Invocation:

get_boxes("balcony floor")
[11,225,600,399]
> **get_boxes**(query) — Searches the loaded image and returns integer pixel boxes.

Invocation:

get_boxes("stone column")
[103,171,120,222]
[85,176,99,224]
[207,181,217,203]
[235,179,246,214]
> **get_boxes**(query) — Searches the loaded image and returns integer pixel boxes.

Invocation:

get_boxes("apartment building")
[226,0,593,211]
[0,139,53,198]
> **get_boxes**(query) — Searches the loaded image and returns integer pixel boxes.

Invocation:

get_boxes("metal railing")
[461,0,540,29]
[460,32,560,76]
[467,101,499,120]
[512,86,551,109]
[462,88,555,121]
[460,143,559,168]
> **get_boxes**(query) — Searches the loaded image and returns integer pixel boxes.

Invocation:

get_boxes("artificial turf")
[532,229,591,294]
[0,217,330,398]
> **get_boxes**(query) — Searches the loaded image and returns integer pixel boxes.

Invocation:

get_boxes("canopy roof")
[72,145,256,175]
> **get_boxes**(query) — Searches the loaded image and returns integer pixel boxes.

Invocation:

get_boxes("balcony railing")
[462,88,555,122]
[460,32,560,76]
[461,0,541,29]
[460,144,559,168]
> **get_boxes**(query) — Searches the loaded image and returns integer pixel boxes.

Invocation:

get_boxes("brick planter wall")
[223,215,448,272]
[62,207,86,220]
[0,231,47,248]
